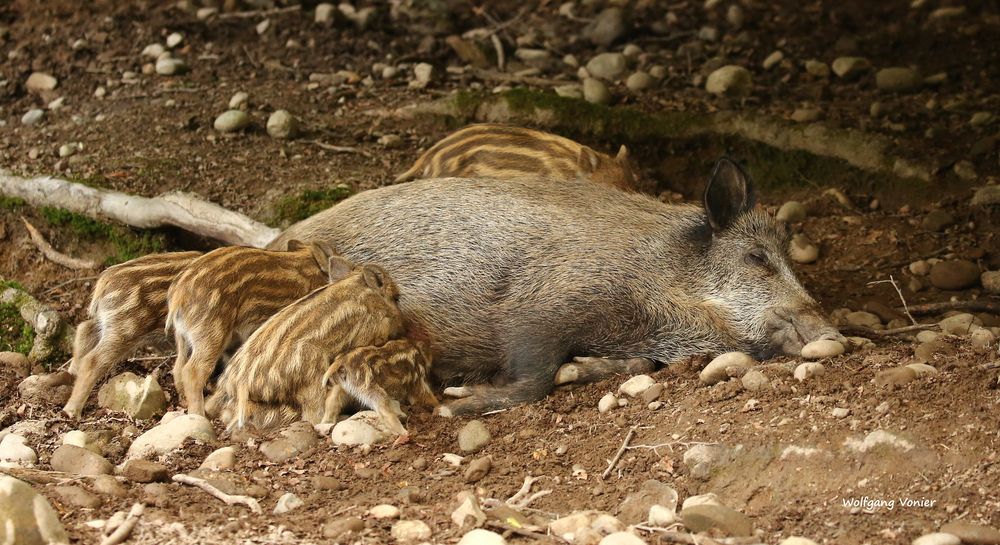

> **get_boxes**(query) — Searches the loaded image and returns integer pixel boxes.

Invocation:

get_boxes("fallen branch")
[470,68,574,87]
[905,300,1000,316]
[20,217,101,270]
[100,503,144,545]
[216,5,300,19]
[867,275,917,325]
[602,426,637,480]
[172,473,262,514]
[301,140,370,157]
[0,467,81,485]
[1,170,278,248]
[840,323,940,338]
[506,476,551,509]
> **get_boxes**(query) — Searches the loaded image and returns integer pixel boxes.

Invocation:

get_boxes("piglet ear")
[616,145,629,161]
[327,256,354,283]
[310,242,338,272]
[285,239,306,251]
[703,156,756,232]
[576,147,600,173]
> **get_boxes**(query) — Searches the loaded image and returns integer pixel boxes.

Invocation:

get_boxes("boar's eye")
[745,248,769,268]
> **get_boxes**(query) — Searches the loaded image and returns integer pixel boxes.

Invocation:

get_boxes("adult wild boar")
[270,158,842,415]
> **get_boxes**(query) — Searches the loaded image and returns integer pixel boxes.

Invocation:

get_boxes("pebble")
[793,362,825,382]
[0,434,36,467]
[939,313,978,335]
[392,520,433,542]
[791,108,821,123]
[701,352,753,385]
[618,479,678,524]
[649,65,667,79]
[599,533,645,545]
[939,521,1000,544]
[141,43,165,58]
[698,26,719,42]
[322,516,365,539]
[970,111,994,127]
[53,485,102,509]
[929,260,980,290]
[922,209,954,232]
[912,533,961,545]
[618,375,655,397]
[971,328,996,349]
[122,459,168,483]
[315,3,335,24]
[625,71,655,92]
[789,234,819,263]
[368,504,401,519]
[705,65,752,96]
[50,444,113,475]
[458,420,491,453]
[0,352,30,376]
[126,414,216,460]
[877,67,922,92]
[330,410,394,446]
[213,110,251,133]
[680,503,753,536]
[554,84,583,99]
[648,504,678,526]
[266,110,299,139]
[801,339,845,359]
[622,44,642,59]
[155,57,187,76]
[582,78,611,105]
[90,475,127,497]
[910,260,932,276]
[981,271,1000,295]
[845,311,881,329]
[971,186,1000,206]
[586,53,627,81]
[905,363,938,376]
[273,492,304,514]
[200,446,236,470]
[740,369,770,391]
[640,383,664,403]
[97,372,166,419]
[21,109,44,126]
[832,57,871,79]
[915,330,939,343]
[26,72,58,94]
[514,48,551,65]
[413,63,434,84]
[683,444,729,480]
[776,201,806,222]
[804,60,830,78]
[780,538,820,545]
[726,4,745,28]
[583,7,625,47]
[165,32,183,48]
[0,476,68,543]
[18,372,73,406]
[465,456,491,483]
[598,393,618,413]
[762,50,784,70]
[229,92,249,109]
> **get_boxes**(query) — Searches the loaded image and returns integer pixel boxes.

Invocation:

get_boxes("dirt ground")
[1,1,999,544]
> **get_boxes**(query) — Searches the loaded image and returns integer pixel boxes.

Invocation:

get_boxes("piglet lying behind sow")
[270,157,844,416]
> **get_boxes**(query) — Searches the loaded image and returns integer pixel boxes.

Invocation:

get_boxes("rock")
[844,429,914,453]
[804,60,830,78]
[875,367,917,388]
[700,352,753,385]
[598,393,618,413]
[789,234,819,263]
[939,313,978,335]
[122,459,168,483]
[228,92,249,109]
[845,311,881,329]
[877,67,922,92]
[640,383,664,403]
[617,479,678,524]
[459,529,507,545]
[312,475,345,491]
[0,434,36,467]
[465,456,491,483]
[200,446,236,470]
[25,72,58,94]
[954,161,977,180]
[626,71,655,92]
[930,260,980,290]
[52,485,101,508]
[648,504,678,526]
[680,503,753,536]
[165,32,183,48]
[0,476,69,544]
[142,43,165,58]
[740,369,770,391]
[971,186,1000,206]
[705,65,752,96]
[801,339,845,359]
[906,363,938,377]
[331,410,393,447]
[970,328,995,349]
[912,533,961,545]
[793,362,825,382]
[762,51,784,70]
[584,8,625,47]
[338,4,375,30]
[939,521,1000,544]
[780,538,820,545]
[554,84,583,99]
[369,504,400,519]
[0,352,30,376]
[322,516,365,539]
[315,3,335,23]
[90,475,127,497]
[273,492,303,514]
[726,4,745,28]
[791,108,821,123]
[155,57,187,76]
[21,109,44,126]
[97,372,166,419]
[915,330,939,343]
[126,414,215,460]
[698,26,719,41]
[618,375,655,397]
[213,110,250,133]
[832,57,871,79]
[683,444,729,481]
[599,533,645,545]
[392,520,432,542]
[17,372,73,406]
[266,110,299,139]
[776,201,806,222]
[586,53,627,81]
[514,48,551,66]
[458,420,491,453]
[50,444,113,475]
[413,63,434,85]
[831,407,850,418]
[981,271,1000,295]
[550,511,595,538]
[583,78,612,105]
[922,210,955,231]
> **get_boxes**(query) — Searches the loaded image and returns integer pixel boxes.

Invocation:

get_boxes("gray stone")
[584,8,625,47]
[266,110,299,139]
[52,485,102,508]
[912,533,961,545]
[680,503,753,536]
[90,475,127,497]
[582,78,611,105]
[122,459,169,483]
[330,411,393,447]
[0,476,69,545]
[793,362,825,382]
[273,492,304,514]
[929,260,980,290]
[625,71,655,92]
[598,533,644,545]
[682,444,729,480]
[740,369,770,391]
[971,186,1000,206]
[776,201,806,222]
[0,352,30,376]
[618,375,655,397]
[322,516,365,539]
[18,372,73,406]
[586,53,627,81]
[214,110,250,132]
[617,479,678,524]
[126,414,216,460]
[50,444,113,475]
[465,456,491,483]
[705,65,752,96]
[97,372,166,419]
[801,339,845,359]
[598,393,618,413]
[25,72,58,94]
[844,311,881,329]
[939,521,1000,545]
[155,57,188,76]
[876,67,922,92]
[392,520,433,542]
[939,313,978,335]
[982,271,1000,295]
[458,420,491,453]
[21,109,44,126]
[831,57,870,79]
[200,446,236,470]
[413,63,434,84]
[700,352,753,385]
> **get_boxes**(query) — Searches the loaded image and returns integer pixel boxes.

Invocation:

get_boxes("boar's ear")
[361,265,388,290]
[286,239,306,251]
[577,147,600,173]
[309,242,338,272]
[703,157,756,232]
[616,145,629,161]
[326,256,354,283]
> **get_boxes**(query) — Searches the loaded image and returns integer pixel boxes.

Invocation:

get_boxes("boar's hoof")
[443,386,474,398]
[554,364,580,385]
[434,405,455,418]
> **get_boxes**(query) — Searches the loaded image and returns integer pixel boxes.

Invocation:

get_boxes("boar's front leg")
[554,357,657,386]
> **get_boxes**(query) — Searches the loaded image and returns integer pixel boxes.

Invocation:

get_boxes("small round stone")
[368,504,400,519]
[789,234,819,264]
[929,260,980,290]
[229,92,249,109]
[705,65,752,96]
[800,339,844,359]
[21,109,44,126]
[700,352,754,385]
[155,57,188,76]
[214,110,251,133]
[457,420,491,453]
[582,78,611,105]
[266,110,299,139]
[793,362,825,382]
[625,71,655,92]
[775,201,806,222]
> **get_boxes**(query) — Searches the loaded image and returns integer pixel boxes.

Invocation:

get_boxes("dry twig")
[100,503,144,545]
[172,473,262,513]
[506,476,551,508]
[302,140,370,157]
[905,300,1000,316]
[216,5,300,19]
[0,467,81,485]
[866,275,917,325]
[840,323,940,338]
[21,217,101,269]
[602,426,638,480]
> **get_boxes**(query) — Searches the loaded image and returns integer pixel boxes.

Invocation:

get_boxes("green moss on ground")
[40,207,165,265]
[0,196,26,210]
[270,185,354,227]
[0,302,34,355]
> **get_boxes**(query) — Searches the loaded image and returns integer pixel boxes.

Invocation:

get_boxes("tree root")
[0,283,74,362]
[172,473,262,513]
[20,217,101,270]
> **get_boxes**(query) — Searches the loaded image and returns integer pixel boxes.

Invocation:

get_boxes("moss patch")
[0,302,34,355]
[40,207,166,265]
[269,185,354,227]
[0,196,26,210]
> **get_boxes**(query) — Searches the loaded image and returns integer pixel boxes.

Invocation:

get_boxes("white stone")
[599,532,646,545]
[800,339,844,359]
[166,32,183,48]
[26,72,58,93]
[368,503,400,519]
[682,493,722,510]
[331,411,393,446]
[213,110,250,132]
[700,352,753,385]
[776,201,806,222]
[126,414,216,460]
[315,3,335,23]
[229,92,249,109]
[831,407,850,418]
[413,63,433,83]
[273,492,303,514]
[793,362,825,382]
[141,43,165,58]
[459,529,507,545]
[912,533,961,545]
[939,313,978,335]
[200,446,236,470]
[0,434,36,467]
[789,233,819,263]
[598,393,618,413]
[970,328,995,349]
[905,363,938,376]
[0,476,68,545]
[762,50,784,70]
[391,520,432,542]
[705,65,752,96]
[618,375,655,397]
[266,110,299,139]
[21,109,44,126]
[780,538,820,545]
[155,57,187,76]
[648,504,678,526]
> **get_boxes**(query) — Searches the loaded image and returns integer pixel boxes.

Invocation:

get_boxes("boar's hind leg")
[63,332,134,419]
[555,357,657,386]
[68,319,100,376]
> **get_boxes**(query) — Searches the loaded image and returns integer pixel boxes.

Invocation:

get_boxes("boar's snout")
[765,306,845,357]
